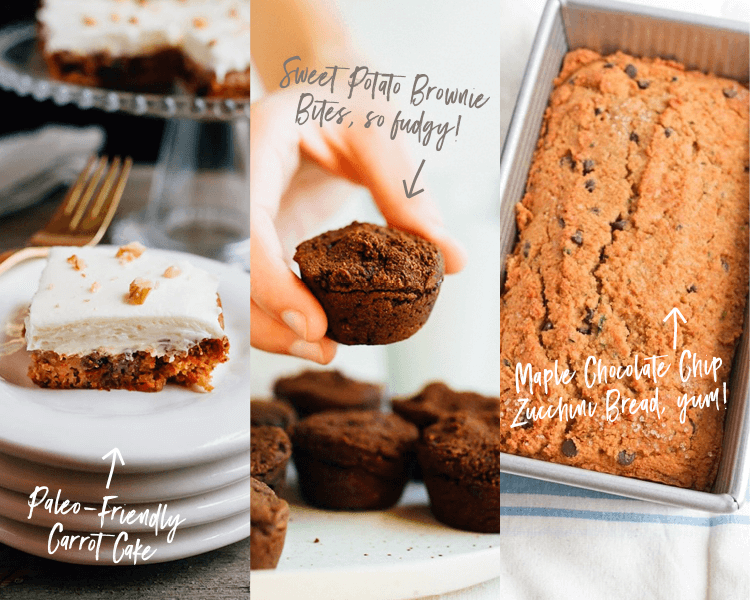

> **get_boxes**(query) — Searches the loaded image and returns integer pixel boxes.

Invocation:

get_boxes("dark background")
[0,6,165,162]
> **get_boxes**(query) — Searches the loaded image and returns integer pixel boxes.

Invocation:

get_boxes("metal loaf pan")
[500,0,750,513]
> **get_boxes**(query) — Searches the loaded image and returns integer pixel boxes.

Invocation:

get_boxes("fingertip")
[375,195,467,275]
[253,302,338,363]
[288,338,338,364]
[251,226,329,342]
[288,339,325,362]
[424,225,468,275]
[442,237,469,275]
[318,337,338,364]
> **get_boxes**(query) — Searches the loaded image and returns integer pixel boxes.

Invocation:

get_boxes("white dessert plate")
[0,249,250,472]
[0,508,249,565]
[0,476,249,532]
[251,466,500,600]
[0,447,249,503]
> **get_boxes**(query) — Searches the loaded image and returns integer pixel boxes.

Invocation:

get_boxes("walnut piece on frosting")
[116,242,146,264]
[90,282,101,293]
[67,254,86,271]
[126,278,154,305]
[163,266,181,279]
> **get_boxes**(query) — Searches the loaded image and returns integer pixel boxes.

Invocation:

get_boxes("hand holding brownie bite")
[251,0,468,361]
[250,90,467,361]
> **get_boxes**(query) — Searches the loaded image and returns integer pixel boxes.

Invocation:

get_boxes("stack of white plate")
[0,253,250,565]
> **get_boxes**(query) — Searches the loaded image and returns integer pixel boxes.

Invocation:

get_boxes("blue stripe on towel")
[500,506,750,526]
[501,474,750,525]
[501,473,634,501]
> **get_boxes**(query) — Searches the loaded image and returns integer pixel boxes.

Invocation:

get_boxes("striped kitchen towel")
[499,474,750,600]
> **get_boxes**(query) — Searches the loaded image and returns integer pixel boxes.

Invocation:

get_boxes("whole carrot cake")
[37,0,250,97]
[500,49,749,491]
[25,243,229,392]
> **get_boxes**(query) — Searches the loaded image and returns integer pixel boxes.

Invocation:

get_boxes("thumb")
[250,95,330,346]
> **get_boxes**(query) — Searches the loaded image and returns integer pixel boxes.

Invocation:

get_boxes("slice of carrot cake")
[25,243,229,392]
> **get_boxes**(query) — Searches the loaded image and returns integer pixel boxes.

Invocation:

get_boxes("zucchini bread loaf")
[500,49,749,491]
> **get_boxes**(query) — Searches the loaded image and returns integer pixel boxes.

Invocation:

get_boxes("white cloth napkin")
[0,125,104,217]
[500,477,750,599]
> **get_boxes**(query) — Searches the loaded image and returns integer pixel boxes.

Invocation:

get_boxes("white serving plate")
[0,476,249,532]
[0,508,249,565]
[251,466,500,600]
[0,448,249,503]
[0,249,250,472]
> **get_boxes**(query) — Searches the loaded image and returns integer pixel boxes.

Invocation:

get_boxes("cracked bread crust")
[500,49,749,491]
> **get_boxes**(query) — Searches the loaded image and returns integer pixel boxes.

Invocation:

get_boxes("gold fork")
[0,155,132,276]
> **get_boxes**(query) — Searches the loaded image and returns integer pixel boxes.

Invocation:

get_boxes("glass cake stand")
[0,23,249,268]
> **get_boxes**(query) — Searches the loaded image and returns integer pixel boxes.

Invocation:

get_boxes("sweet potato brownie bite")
[251,477,289,570]
[294,222,444,345]
[292,410,418,510]
[392,382,501,430]
[251,398,298,437]
[273,369,382,418]
[392,382,500,480]
[251,425,292,492]
[418,412,500,533]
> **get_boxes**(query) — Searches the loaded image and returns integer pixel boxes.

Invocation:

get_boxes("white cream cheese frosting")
[37,0,250,82]
[25,246,226,357]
